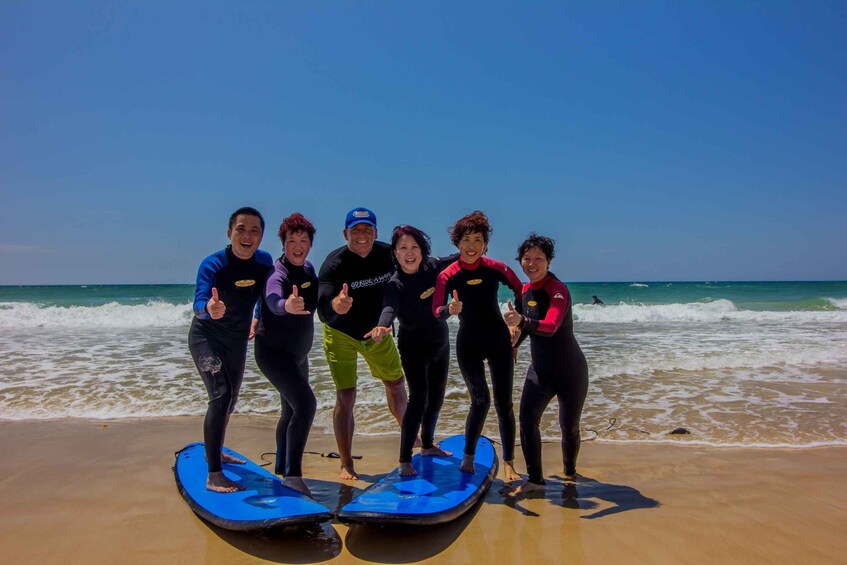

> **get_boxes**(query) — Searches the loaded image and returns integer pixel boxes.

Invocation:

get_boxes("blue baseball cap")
[345,207,377,229]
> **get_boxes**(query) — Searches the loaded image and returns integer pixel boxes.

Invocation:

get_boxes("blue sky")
[1,1,845,284]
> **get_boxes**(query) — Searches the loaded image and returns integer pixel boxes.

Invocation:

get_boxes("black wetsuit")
[377,254,459,463]
[188,246,273,473]
[317,242,394,340]
[432,257,523,461]
[515,273,588,482]
[254,256,318,477]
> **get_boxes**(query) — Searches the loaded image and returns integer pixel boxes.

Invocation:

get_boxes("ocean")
[1,281,846,448]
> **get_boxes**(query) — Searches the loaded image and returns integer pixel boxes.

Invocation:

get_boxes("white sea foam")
[2,295,847,447]
[496,298,847,324]
[0,301,193,328]
[572,300,847,324]
[629,283,649,287]
[4,298,844,330]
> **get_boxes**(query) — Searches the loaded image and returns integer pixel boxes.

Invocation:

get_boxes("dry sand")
[0,416,844,564]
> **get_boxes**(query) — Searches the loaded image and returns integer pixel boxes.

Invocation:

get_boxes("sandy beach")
[0,416,844,564]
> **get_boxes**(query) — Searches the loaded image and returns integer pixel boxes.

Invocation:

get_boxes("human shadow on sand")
[504,474,660,519]
[201,477,343,563]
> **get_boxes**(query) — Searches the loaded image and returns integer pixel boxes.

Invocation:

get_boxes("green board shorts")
[323,324,404,390]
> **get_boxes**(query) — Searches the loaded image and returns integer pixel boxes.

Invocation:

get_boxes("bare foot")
[206,471,243,493]
[282,476,312,497]
[563,471,580,481]
[513,480,545,495]
[221,452,246,465]
[459,453,475,474]
[339,464,359,481]
[503,460,520,482]
[421,445,453,457]
[399,462,417,476]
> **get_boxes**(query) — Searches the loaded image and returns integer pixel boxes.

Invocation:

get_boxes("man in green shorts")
[317,207,408,480]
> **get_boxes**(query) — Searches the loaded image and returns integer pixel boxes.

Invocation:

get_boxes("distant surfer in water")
[366,225,458,476]
[254,213,318,496]
[505,234,589,494]
[432,211,523,481]
[188,207,273,493]
[592,295,604,305]
[317,207,409,480]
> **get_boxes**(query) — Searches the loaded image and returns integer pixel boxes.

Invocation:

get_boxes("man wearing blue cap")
[317,207,408,480]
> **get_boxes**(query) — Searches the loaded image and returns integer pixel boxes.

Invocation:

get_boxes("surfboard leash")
[257,451,363,467]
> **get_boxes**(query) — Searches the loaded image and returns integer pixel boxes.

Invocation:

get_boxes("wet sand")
[0,416,844,564]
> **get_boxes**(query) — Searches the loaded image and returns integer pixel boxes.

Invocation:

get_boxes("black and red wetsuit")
[432,256,523,461]
[514,273,588,482]
[254,256,318,477]
[377,254,459,463]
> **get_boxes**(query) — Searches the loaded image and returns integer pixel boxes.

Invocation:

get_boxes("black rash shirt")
[191,245,274,341]
[317,241,394,340]
[256,256,318,358]
[377,254,459,340]
[516,273,586,376]
[432,256,523,335]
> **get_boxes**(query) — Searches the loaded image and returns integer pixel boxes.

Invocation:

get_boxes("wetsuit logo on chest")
[527,300,538,307]
[300,281,312,289]
[466,279,483,286]
[420,287,434,299]
[234,279,256,288]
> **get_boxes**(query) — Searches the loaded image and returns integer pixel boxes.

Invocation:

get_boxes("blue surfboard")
[337,434,498,525]
[174,442,333,530]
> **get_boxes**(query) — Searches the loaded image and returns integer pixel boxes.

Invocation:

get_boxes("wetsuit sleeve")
[317,252,340,324]
[192,252,224,319]
[501,263,524,305]
[433,253,460,271]
[264,261,291,316]
[376,280,400,327]
[521,280,569,337]
[432,270,451,320]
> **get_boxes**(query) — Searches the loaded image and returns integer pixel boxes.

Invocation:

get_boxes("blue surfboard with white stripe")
[337,434,498,525]
[174,442,332,530]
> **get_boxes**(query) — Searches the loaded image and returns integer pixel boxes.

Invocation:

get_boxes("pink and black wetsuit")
[432,257,523,462]
[514,273,588,482]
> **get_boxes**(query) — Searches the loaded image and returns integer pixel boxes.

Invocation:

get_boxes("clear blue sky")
[2,1,845,284]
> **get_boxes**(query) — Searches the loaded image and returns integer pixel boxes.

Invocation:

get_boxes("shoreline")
[1,416,845,564]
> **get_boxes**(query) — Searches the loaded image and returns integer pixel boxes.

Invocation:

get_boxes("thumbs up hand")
[333,283,354,315]
[448,289,463,316]
[284,284,310,315]
[207,287,226,320]
[503,299,521,327]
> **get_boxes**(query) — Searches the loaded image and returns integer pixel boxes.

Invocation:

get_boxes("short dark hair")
[278,212,316,243]
[390,225,431,269]
[516,233,556,262]
[228,207,265,232]
[449,210,492,247]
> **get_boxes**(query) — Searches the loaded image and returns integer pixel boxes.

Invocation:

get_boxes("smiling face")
[458,231,486,264]
[227,214,264,260]
[520,246,550,284]
[283,230,312,267]
[394,234,423,274]
[344,223,377,258]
